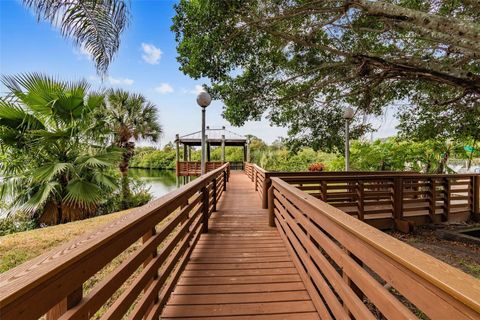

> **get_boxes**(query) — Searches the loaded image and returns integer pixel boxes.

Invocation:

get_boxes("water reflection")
[129,169,195,199]
[0,170,191,217]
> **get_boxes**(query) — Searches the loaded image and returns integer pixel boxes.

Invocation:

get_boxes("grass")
[459,259,480,279]
[0,209,133,273]
[0,205,180,318]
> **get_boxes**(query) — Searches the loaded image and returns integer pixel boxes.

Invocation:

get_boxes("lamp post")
[196,91,212,175]
[343,106,354,171]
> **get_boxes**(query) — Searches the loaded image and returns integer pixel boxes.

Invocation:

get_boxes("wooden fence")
[245,163,480,230]
[269,177,480,319]
[176,161,227,176]
[0,164,230,320]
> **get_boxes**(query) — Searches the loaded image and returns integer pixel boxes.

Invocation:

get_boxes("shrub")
[308,163,326,172]
[0,212,37,236]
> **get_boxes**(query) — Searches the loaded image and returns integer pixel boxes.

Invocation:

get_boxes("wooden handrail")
[243,163,480,227]
[176,161,227,176]
[0,163,230,320]
[269,177,480,319]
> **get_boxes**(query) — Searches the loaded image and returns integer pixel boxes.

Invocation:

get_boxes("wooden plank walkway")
[162,172,319,319]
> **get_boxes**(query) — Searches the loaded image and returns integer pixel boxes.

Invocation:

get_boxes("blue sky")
[0,0,396,146]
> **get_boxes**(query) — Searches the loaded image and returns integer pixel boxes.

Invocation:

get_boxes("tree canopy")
[0,74,121,223]
[173,0,480,151]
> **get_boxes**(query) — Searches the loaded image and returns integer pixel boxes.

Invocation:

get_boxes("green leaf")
[93,172,118,190]
[21,0,130,74]
[22,182,59,213]
[31,163,71,182]
[76,150,121,168]
[64,179,103,207]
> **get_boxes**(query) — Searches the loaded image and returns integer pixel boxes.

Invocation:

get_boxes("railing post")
[223,170,227,191]
[46,287,83,320]
[393,177,407,232]
[212,178,217,212]
[268,185,275,227]
[429,178,438,223]
[444,177,451,221]
[474,175,480,221]
[262,176,270,209]
[254,169,258,191]
[142,227,158,314]
[357,181,364,221]
[202,185,209,233]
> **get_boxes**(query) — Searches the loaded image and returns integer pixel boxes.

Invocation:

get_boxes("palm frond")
[0,175,26,202]
[64,179,103,207]
[93,172,118,190]
[0,99,45,131]
[31,163,72,182]
[22,181,60,213]
[75,149,121,168]
[104,89,162,143]
[21,0,130,74]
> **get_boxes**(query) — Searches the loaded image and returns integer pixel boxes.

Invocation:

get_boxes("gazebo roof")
[176,126,247,146]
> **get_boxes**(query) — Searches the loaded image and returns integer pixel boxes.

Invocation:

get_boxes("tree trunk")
[467,138,476,171]
[437,151,450,174]
[57,204,63,225]
[120,141,135,210]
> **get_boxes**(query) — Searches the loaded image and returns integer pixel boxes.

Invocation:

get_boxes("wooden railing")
[228,161,244,170]
[0,163,230,320]
[269,177,480,319]
[245,163,480,229]
[176,161,227,176]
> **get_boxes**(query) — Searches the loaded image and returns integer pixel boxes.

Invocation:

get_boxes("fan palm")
[0,73,120,224]
[21,0,130,74]
[103,89,162,209]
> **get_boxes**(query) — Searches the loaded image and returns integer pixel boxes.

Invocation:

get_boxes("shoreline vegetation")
[1,136,478,236]
[0,74,161,235]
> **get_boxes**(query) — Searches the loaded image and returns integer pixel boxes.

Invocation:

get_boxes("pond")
[0,169,191,218]
[129,168,193,199]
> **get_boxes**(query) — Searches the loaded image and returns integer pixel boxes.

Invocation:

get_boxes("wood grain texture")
[0,164,230,320]
[270,176,480,319]
[161,172,319,319]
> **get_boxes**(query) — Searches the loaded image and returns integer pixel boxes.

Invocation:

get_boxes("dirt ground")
[387,223,480,279]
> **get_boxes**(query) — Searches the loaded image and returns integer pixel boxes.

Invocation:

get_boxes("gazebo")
[175,126,249,176]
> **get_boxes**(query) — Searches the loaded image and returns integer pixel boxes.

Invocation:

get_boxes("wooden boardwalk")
[161,172,319,319]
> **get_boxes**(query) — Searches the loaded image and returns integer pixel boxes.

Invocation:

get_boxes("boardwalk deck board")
[162,172,319,319]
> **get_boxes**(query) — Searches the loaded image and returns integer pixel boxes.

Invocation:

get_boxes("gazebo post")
[187,146,191,161]
[221,134,226,163]
[175,134,180,175]
[246,138,251,163]
[243,143,247,163]
[183,144,188,161]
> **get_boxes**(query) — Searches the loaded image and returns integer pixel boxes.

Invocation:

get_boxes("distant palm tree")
[104,89,162,208]
[0,73,121,224]
[21,0,130,74]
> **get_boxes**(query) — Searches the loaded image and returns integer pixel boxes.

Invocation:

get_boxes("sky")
[0,0,397,147]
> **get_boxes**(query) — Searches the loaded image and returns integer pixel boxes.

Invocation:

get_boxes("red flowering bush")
[308,162,326,172]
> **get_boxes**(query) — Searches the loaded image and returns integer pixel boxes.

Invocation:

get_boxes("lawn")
[0,209,133,273]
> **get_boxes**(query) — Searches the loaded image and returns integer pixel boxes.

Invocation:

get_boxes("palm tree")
[104,89,162,209]
[21,0,130,74]
[0,73,120,224]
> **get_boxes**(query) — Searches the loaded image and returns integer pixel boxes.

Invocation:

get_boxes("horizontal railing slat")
[0,163,230,320]
[270,177,480,319]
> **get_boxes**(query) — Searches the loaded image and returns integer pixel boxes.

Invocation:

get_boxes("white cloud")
[108,77,134,86]
[182,85,206,95]
[192,85,205,95]
[74,45,93,60]
[141,43,162,64]
[155,83,174,94]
